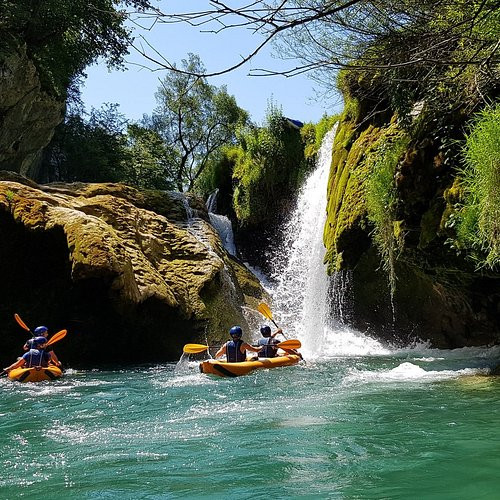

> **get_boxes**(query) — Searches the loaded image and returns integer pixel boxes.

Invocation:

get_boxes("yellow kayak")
[200,354,301,378]
[8,365,63,382]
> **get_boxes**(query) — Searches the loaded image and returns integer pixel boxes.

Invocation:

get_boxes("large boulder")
[0,172,266,366]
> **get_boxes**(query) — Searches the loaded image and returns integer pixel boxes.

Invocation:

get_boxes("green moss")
[419,202,443,249]
[324,105,409,277]
[232,105,308,228]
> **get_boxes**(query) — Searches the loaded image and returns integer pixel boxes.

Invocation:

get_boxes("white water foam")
[345,362,491,384]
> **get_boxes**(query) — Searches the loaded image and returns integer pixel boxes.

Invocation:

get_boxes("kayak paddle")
[14,313,34,336]
[183,343,211,354]
[15,314,66,346]
[257,303,288,339]
[46,330,67,346]
[183,339,301,354]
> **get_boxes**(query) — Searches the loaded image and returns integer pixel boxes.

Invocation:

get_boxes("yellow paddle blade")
[46,329,67,346]
[277,339,301,350]
[257,303,273,321]
[14,313,31,332]
[183,343,209,354]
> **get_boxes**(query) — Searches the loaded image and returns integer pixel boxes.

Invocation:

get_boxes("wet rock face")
[0,173,265,366]
[324,113,500,348]
[343,248,500,348]
[0,45,64,176]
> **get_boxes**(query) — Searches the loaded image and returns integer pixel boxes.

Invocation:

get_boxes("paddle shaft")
[184,339,301,354]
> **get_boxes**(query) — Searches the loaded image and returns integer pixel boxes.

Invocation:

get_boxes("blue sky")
[80,2,343,125]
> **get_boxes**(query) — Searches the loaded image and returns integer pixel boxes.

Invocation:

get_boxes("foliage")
[40,104,175,190]
[301,114,339,161]
[365,135,410,295]
[125,125,177,191]
[297,1,498,114]
[452,104,500,268]
[41,104,129,183]
[232,103,308,227]
[149,54,248,192]
[194,146,238,199]
[0,1,153,99]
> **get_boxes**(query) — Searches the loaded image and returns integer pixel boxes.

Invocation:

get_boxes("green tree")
[125,124,176,190]
[41,104,129,183]
[149,54,248,191]
[0,0,154,99]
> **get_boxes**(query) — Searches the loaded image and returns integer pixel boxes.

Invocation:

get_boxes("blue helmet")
[34,326,48,335]
[260,325,272,337]
[33,336,47,346]
[229,326,243,338]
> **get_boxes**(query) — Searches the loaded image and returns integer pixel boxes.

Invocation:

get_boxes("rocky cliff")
[0,172,266,367]
[324,102,499,348]
[0,44,64,177]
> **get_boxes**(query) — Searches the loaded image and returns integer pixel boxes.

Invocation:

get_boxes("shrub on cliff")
[453,104,500,268]
[232,104,308,227]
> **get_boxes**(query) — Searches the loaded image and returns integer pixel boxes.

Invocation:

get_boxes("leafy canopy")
[0,0,153,98]
[148,54,248,191]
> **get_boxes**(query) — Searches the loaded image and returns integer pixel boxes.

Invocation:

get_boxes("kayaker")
[215,326,261,362]
[23,326,61,366]
[257,325,282,358]
[3,336,55,372]
[23,325,48,350]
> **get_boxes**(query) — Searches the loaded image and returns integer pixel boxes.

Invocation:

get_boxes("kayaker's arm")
[49,350,61,367]
[271,328,283,338]
[242,342,261,353]
[3,358,25,372]
[215,344,227,358]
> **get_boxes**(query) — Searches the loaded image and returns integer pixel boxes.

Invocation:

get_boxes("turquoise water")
[1,347,500,499]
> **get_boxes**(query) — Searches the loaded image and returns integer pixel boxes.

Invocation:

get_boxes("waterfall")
[208,213,237,256]
[206,188,219,213]
[205,189,237,257]
[267,126,389,358]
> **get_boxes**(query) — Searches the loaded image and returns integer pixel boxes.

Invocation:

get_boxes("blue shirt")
[22,349,51,368]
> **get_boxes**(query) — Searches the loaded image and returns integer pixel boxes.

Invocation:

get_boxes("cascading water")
[267,126,389,358]
[206,189,237,256]
[208,213,237,256]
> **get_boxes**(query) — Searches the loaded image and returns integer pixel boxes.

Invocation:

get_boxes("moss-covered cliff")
[324,81,499,347]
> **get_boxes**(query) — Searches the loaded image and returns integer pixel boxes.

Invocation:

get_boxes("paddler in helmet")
[215,326,261,362]
[3,336,55,373]
[23,326,61,367]
[256,325,282,358]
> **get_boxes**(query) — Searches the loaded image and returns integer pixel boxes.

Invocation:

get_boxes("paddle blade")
[46,329,67,346]
[183,343,209,354]
[277,339,301,350]
[257,303,273,321]
[14,313,31,333]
